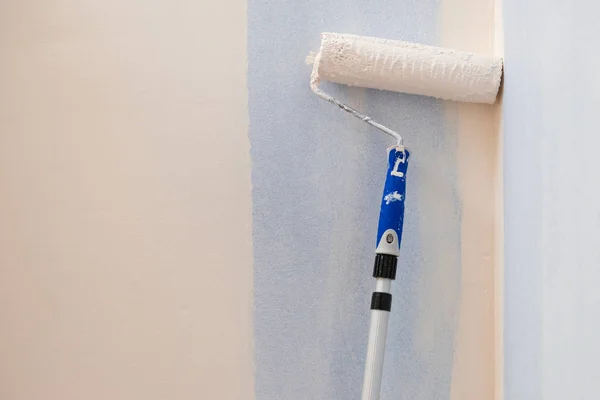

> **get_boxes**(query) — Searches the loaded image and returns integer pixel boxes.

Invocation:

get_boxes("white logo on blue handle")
[390,152,407,178]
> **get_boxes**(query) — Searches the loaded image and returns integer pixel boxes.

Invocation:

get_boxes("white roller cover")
[311,33,503,104]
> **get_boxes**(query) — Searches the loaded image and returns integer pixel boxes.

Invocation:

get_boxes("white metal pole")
[361,278,392,400]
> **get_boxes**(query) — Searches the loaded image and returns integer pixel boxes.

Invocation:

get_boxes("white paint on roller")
[311,33,503,104]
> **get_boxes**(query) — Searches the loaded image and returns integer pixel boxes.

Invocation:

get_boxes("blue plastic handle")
[375,146,410,255]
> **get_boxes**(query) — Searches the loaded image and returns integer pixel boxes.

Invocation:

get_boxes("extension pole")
[361,146,409,400]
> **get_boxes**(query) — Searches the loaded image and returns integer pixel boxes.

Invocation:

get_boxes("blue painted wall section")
[248,1,463,399]
[504,1,600,399]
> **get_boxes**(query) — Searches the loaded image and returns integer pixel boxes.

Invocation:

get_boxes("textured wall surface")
[249,1,499,399]
[503,1,600,399]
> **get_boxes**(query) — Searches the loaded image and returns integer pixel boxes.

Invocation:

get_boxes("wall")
[0,1,254,399]
[249,1,501,399]
[0,0,504,399]
[503,1,600,399]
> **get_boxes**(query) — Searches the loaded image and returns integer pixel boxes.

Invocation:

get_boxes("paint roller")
[307,32,503,400]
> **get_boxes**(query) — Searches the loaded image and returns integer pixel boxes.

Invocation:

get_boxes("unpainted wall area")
[0,1,253,399]
[503,1,600,399]
[249,0,499,399]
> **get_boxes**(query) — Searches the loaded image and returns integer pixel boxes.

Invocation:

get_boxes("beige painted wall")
[441,0,503,399]
[0,1,254,399]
